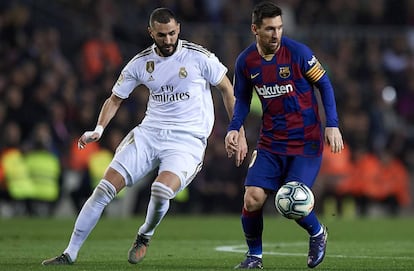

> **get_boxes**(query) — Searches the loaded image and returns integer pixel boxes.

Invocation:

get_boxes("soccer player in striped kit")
[225,1,344,269]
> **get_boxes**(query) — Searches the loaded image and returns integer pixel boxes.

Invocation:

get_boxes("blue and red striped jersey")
[228,36,339,157]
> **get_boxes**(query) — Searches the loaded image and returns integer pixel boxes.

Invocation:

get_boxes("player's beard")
[264,38,280,54]
[155,39,178,57]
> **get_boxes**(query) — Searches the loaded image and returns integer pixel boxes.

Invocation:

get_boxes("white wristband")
[94,125,104,137]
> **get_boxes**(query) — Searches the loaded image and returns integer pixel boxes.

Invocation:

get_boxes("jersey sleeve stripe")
[182,41,212,57]
[130,46,153,62]
[306,64,326,82]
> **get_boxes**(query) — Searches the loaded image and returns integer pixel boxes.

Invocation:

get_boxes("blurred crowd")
[0,0,413,217]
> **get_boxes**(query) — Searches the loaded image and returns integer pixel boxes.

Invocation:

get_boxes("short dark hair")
[252,1,282,26]
[149,8,178,27]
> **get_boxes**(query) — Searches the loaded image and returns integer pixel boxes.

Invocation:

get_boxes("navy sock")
[241,207,263,256]
[295,210,321,236]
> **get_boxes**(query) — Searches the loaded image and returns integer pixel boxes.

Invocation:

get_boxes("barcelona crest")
[279,66,290,79]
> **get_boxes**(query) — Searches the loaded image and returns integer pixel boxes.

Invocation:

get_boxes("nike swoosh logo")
[250,73,260,79]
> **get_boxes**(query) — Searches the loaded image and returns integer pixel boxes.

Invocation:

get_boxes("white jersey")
[112,39,228,139]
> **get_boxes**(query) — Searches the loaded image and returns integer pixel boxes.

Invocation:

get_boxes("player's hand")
[225,130,239,159]
[324,127,344,153]
[78,125,104,149]
[235,133,248,167]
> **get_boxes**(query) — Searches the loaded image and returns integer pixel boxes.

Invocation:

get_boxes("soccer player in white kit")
[42,7,247,266]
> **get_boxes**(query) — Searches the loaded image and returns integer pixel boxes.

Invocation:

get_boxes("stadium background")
[0,0,413,218]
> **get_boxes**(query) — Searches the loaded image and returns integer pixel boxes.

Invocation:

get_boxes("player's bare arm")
[78,93,124,149]
[216,75,248,166]
[324,127,344,153]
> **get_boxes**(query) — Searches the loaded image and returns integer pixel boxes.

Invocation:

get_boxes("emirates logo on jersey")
[151,91,190,103]
[179,67,188,79]
[151,85,191,103]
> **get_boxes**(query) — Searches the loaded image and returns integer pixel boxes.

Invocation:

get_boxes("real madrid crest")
[279,66,291,79]
[179,67,187,79]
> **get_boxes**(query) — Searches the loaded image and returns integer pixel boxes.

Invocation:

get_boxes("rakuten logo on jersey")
[254,84,294,98]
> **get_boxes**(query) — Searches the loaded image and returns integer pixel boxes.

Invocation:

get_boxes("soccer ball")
[275,181,314,219]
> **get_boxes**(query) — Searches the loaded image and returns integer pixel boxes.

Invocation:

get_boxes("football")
[275,181,314,219]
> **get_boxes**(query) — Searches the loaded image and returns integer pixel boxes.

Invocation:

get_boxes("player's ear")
[177,23,181,35]
[148,27,154,39]
[251,24,257,35]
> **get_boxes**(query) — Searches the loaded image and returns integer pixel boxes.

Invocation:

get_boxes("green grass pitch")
[1,215,413,270]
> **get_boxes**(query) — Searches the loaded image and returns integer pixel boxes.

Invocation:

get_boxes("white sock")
[311,225,324,237]
[249,254,263,259]
[64,179,116,261]
[138,182,174,237]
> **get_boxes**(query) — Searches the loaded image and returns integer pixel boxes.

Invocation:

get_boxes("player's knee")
[244,188,266,211]
[151,181,175,200]
[244,199,262,211]
[92,179,117,205]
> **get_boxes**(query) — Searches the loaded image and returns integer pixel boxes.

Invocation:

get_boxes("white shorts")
[109,126,206,192]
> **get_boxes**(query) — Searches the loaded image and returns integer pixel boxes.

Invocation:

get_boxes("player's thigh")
[245,149,284,192]
[159,133,205,192]
[109,127,158,187]
[286,155,322,188]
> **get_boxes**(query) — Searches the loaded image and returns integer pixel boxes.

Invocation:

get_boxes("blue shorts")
[245,148,322,192]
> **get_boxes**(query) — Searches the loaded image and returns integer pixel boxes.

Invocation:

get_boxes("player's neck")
[154,47,177,57]
[261,53,274,61]
[256,45,278,61]
[155,47,164,57]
